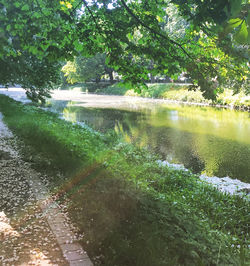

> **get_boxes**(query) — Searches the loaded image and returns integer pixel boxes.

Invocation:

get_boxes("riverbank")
[2,88,250,188]
[103,84,250,110]
[4,88,249,193]
[0,94,249,265]
[157,160,250,197]
[66,83,250,110]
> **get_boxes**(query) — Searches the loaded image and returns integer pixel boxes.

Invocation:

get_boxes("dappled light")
[0,211,20,239]
[0,204,66,265]
[0,132,69,265]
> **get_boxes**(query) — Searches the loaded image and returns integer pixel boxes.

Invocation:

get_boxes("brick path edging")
[27,174,93,266]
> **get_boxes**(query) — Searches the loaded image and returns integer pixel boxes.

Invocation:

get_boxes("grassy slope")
[97,83,250,109]
[0,94,249,266]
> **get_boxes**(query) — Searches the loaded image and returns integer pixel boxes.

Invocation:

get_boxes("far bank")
[62,82,250,111]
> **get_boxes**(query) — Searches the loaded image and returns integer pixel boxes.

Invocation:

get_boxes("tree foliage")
[62,53,114,84]
[0,0,249,101]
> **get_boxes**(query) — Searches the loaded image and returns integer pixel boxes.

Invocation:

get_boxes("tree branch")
[70,0,83,15]
[120,0,193,59]
[82,0,102,32]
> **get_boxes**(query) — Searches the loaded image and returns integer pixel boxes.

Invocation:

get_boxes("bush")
[217,89,250,108]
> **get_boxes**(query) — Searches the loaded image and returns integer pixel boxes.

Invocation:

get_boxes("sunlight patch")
[0,211,20,240]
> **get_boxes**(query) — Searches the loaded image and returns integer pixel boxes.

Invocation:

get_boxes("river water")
[48,91,250,183]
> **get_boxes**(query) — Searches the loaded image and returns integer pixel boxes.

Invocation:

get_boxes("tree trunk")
[108,71,114,83]
[150,73,155,83]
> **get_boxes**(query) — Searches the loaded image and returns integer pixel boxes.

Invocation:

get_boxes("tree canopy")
[62,53,114,84]
[0,0,249,101]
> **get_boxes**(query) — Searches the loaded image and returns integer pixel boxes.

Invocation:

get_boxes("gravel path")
[0,113,92,266]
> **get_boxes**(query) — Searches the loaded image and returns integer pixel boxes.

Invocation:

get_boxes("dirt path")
[0,113,92,266]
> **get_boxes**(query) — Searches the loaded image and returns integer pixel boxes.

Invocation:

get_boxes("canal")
[49,91,250,183]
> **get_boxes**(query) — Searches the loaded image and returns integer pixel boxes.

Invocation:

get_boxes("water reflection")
[49,99,250,182]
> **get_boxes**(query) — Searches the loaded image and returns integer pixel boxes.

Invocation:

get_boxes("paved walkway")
[0,113,93,266]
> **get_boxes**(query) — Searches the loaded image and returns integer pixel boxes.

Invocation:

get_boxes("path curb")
[27,173,93,266]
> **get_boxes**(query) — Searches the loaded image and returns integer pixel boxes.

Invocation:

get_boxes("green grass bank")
[65,83,250,109]
[0,94,249,266]
[101,84,250,109]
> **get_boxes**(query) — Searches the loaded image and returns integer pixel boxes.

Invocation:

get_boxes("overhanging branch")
[120,0,193,59]
[82,0,102,32]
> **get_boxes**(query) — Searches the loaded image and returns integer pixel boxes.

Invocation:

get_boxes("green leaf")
[41,43,49,51]
[156,15,164,22]
[73,40,83,51]
[224,18,243,34]
[14,2,21,8]
[33,12,42,19]
[29,46,38,54]
[14,24,22,30]
[234,20,248,44]
[21,4,29,11]
[43,9,51,16]
[105,56,110,65]
[228,18,242,27]
[127,33,133,41]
